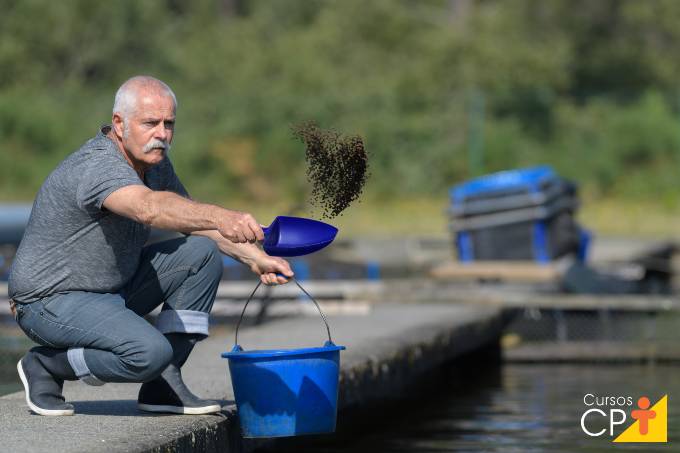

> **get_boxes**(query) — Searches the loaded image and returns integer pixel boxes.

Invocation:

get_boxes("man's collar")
[99,124,112,136]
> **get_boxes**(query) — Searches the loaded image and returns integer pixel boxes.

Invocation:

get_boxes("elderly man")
[8,76,293,416]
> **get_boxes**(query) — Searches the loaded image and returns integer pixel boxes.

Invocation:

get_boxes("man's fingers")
[274,259,294,277]
[270,272,290,285]
[243,228,256,243]
[220,211,263,243]
[261,273,282,285]
[251,222,265,242]
[241,214,263,242]
[252,256,295,285]
[259,271,290,286]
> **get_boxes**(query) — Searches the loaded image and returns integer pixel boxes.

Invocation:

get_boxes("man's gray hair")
[112,75,177,119]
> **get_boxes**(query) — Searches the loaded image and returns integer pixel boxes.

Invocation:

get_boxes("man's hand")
[216,210,265,244]
[248,254,294,285]
[191,230,290,285]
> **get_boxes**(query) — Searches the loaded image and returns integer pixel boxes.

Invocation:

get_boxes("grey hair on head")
[112,75,177,119]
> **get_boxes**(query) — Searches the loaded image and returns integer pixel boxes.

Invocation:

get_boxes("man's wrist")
[227,242,265,268]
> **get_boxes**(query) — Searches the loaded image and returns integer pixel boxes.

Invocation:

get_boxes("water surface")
[268,363,679,452]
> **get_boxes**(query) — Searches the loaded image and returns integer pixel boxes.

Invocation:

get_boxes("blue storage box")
[449,166,588,263]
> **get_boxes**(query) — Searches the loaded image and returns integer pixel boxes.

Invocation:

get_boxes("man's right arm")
[102,185,264,243]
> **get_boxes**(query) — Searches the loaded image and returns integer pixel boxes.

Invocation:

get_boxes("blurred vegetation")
[2,0,680,225]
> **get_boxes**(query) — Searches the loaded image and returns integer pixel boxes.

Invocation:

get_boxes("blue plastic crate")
[450,165,555,202]
[454,221,589,263]
[449,166,562,216]
[449,166,587,263]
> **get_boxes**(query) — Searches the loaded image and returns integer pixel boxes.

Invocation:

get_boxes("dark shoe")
[17,348,74,416]
[137,333,221,415]
[138,364,222,414]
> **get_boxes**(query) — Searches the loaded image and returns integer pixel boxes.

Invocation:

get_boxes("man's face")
[114,90,176,169]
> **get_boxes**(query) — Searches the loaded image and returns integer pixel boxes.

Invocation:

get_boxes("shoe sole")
[138,403,222,415]
[17,360,74,416]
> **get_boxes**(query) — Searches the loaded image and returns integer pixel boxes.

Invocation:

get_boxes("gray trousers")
[14,235,223,385]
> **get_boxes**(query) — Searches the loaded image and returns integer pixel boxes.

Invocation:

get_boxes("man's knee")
[187,235,222,281]
[122,334,173,382]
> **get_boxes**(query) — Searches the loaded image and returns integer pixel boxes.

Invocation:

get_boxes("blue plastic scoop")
[262,216,338,257]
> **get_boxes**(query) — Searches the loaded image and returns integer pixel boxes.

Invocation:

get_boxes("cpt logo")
[580,394,668,443]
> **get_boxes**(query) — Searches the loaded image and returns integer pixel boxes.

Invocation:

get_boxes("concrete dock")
[0,303,506,453]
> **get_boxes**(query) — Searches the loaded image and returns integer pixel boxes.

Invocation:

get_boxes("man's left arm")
[192,229,293,286]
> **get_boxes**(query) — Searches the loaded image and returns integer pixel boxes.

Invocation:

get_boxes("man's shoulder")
[62,131,125,170]
[77,128,119,157]
[42,131,129,194]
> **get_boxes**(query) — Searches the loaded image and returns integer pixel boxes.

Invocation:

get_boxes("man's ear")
[112,113,124,138]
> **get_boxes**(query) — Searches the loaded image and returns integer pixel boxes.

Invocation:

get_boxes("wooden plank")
[429,261,561,282]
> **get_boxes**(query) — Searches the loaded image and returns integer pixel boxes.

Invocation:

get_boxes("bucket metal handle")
[233,277,334,350]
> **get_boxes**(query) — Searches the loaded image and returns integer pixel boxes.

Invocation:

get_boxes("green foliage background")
[2,0,680,211]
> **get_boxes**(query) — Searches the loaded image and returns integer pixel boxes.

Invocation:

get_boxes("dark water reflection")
[266,361,680,452]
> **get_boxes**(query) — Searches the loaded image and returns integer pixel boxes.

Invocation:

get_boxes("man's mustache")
[143,139,170,154]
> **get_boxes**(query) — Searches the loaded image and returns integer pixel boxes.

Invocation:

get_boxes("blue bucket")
[221,279,346,438]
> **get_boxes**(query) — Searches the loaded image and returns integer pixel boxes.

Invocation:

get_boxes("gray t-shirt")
[8,125,188,303]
